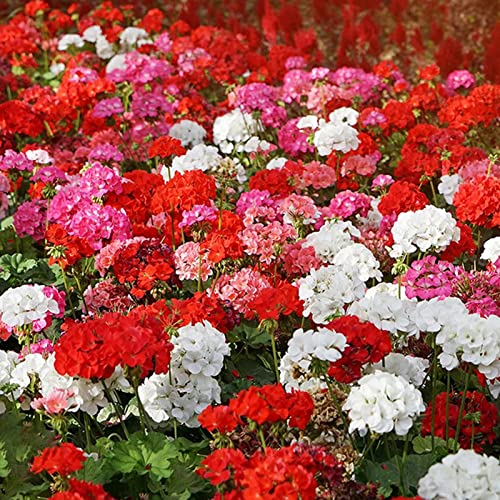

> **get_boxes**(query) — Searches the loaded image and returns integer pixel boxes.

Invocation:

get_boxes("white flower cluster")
[299,107,360,155]
[0,284,60,329]
[348,284,419,340]
[82,25,115,59]
[343,371,425,436]
[169,120,207,148]
[279,327,347,392]
[139,321,230,427]
[332,243,382,282]
[418,449,500,500]
[369,353,429,387]
[304,220,360,264]
[481,236,500,264]
[8,353,116,415]
[299,265,366,324]
[166,144,222,178]
[390,205,460,258]
[212,109,265,154]
[436,310,500,378]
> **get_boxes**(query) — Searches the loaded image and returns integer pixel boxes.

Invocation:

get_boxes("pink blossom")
[179,204,218,228]
[31,388,74,415]
[14,200,48,242]
[240,221,297,264]
[174,242,214,281]
[211,268,270,314]
[327,190,372,219]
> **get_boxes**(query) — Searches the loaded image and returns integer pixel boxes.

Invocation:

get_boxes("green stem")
[269,330,280,383]
[101,381,129,439]
[326,380,358,452]
[454,368,471,445]
[430,335,438,452]
[60,267,77,319]
[445,371,451,449]
[257,427,267,450]
[132,378,150,435]
[399,433,410,496]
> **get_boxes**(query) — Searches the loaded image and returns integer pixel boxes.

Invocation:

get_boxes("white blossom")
[58,34,84,51]
[343,371,425,436]
[418,449,500,500]
[369,353,429,387]
[304,220,360,263]
[167,144,222,178]
[0,285,60,329]
[313,120,359,155]
[390,206,460,258]
[332,243,382,282]
[438,174,462,204]
[299,265,366,324]
[169,120,207,148]
[481,237,500,264]
[213,109,262,154]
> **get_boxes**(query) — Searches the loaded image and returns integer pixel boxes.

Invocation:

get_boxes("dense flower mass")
[0,1,498,498]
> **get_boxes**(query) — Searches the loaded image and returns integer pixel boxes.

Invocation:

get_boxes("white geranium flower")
[299,265,366,324]
[418,449,500,500]
[369,353,429,387]
[169,120,207,148]
[58,34,84,51]
[0,285,60,328]
[343,371,425,436]
[390,206,460,258]
[481,237,500,264]
[438,174,462,204]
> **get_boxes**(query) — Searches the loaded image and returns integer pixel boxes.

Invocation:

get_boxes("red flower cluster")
[198,445,326,500]
[245,281,303,321]
[453,175,500,228]
[31,443,86,476]
[169,292,236,333]
[421,390,498,451]
[106,170,164,238]
[148,136,186,159]
[49,479,114,500]
[327,315,392,383]
[199,384,314,432]
[151,170,216,214]
[54,311,173,379]
[45,224,94,270]
[102,238,179,299]
[378,181,429,216]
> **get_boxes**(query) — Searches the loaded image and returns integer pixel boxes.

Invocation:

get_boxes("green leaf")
[111,432,177,479]
[0,441,11,478]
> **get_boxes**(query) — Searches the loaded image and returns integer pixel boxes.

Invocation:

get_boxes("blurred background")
[1,0,499,81]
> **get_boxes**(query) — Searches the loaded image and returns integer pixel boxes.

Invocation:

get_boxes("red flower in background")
[148,136,186,159]
[422,391,498,451]
[199,384,314,433]
[453,175,500,228]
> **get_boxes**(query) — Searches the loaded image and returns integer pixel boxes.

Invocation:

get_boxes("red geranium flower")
[327,315,392,383]
[148,136,186,159]
[31,443,86,476]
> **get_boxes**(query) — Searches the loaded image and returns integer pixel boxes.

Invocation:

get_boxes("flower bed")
[0,1,499,499]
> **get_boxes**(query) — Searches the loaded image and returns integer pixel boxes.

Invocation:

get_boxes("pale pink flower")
[175,242,214,281]
[31,388,74,415]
